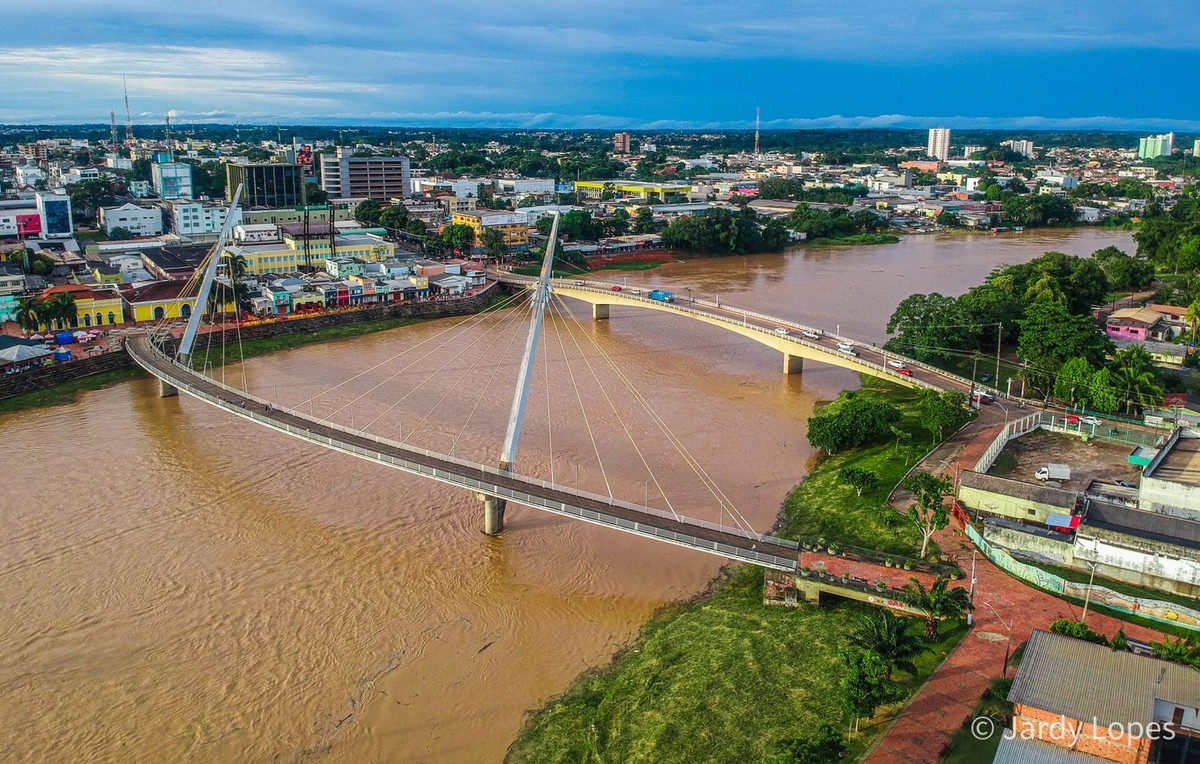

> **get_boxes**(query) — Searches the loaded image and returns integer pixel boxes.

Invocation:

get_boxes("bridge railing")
[132,338,797,554]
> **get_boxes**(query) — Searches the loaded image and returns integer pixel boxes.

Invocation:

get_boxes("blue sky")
[2,1,1198,130]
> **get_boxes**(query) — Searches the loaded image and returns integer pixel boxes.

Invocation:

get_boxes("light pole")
[1080,561,1098,623]
[967,549,978,626]
[983,601,1014,677]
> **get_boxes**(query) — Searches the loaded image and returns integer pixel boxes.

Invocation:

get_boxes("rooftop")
[959,470,1079,509]
[1009,629,1200,729]
[1147,432,1200,486]
[1084,498,1200,550]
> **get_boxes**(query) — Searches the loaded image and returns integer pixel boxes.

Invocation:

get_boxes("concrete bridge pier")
[159,380,179,397]
[783,354,804,375]
[480,493,506,535]
[592,304,610,321]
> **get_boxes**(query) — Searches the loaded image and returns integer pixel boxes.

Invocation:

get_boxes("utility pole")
[995,321,1003,386]
[1081,562,1098,623]
[970,352,980,404]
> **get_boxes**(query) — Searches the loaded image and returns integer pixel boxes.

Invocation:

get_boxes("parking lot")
[990,428,1142,490]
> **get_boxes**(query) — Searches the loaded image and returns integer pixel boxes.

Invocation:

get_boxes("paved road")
[127,335,801,569]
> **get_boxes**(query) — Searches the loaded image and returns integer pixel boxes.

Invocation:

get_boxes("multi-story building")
[99,203,164,237]
[927,128,951,162]
[35,192,72,238]
[613,132,632,154]
[226,163,306,207]
[1138,132,1175,159]
[239,201,360,226]
[496,178,555,196]
[318,147,411,202]
[573,180,692,202]
[961,144,987,158]
[37,284,125,328]
[224,229,395,275]
[151,162,194,200]
[450,210,529,250]
[14,165,46,187]
[164,199,239,237]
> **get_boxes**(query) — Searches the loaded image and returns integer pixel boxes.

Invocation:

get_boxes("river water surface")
[0,229,1131,762]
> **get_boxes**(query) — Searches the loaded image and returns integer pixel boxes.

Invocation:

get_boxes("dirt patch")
[991,429,1141,490]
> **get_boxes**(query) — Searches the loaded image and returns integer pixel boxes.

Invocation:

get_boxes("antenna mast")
[110,110,118,148]
[123,75,134,148]
[754,107,761,156]
[165,112,173,160]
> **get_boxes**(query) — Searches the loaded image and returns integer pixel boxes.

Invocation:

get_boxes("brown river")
[0,229,1132,762]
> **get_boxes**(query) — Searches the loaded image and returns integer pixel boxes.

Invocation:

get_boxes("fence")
[966,524,1200,632]
[973,411,1165,474]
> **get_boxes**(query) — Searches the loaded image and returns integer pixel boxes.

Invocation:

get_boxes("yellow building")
[120,280,234,322]
[450,210,530,248]
[227,234,396,276]
[38,285,126,328]
[573,180,692,201]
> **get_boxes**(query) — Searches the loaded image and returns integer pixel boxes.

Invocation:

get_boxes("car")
[896,367,913,376]
[630,288,643,295]
[802,330,821,340]
[1081,416,1102,426]
[1114,480,1135,488]
[980,374,992,383]
[1064,415,1080,425]
[610,285,622,291]
[836,342,855,352]
[970,391,995,405]
[573,280,586,286]
[774,327,790,336]
[886,359,906,369]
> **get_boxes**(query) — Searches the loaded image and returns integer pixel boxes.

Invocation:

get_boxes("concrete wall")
[982,523,1075,565]
[958,484,1071,525]
[1137,474,1200,520]
[1075,528,1200,598]
[0,350,134,400]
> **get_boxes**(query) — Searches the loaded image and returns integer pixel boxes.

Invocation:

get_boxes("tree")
[441,223,475,253]
[838,646,906,733]
[480,228,508,262]
[106,226,135,241]
[839,467,879,497]
[1114,362,1165,415]
[305,185,329,204]
[807,395,902,454]
[222,251,247,280]
[903,471,954,558]
[605,207,630,236]
[1053,357,1096,408]
[1017,301,1112,394]
[378,204,410,231]
[1048,618,1108,645]
[764,724,848,763]
[919,390,970,442]
[854,611,927,678]
[1093,246,1153,290]
[631,207,658,234]
[354,199,382,226]
[883,293,974,362]
[1088,367,1122,413]
[935,211,959,227]
[902,576,974,640]
[1187,299,1200,345]
[14,299,40,332]
[48,293,77,329]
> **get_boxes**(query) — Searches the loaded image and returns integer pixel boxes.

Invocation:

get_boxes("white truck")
[1035,464,1071,482]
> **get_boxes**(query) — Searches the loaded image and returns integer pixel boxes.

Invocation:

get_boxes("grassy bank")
[508,566,966,764]
[593,259,670,272]
[0,365,146,414]
[511,258,668,277]
[509,376,965,762]
[808,233,901,246]
[780,378,931,557]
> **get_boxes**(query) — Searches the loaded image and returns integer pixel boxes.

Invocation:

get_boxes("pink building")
[1105,307,1167,341]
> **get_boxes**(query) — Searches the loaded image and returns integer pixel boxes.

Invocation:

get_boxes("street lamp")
[1080,561,1098,623]
[983,601,1014,677]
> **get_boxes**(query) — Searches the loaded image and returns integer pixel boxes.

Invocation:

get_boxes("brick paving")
[861,420,1168,763]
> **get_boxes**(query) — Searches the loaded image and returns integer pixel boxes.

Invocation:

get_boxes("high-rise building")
[1004,139,1036,158]
[225,163,306,208]
[962,145,987,158]
[1194,139,1200,156]
[318,147,411,202]
[613,132,632,154]
[151,162,194,200]
[927,128,951,162]
[1138,132,1174,159]
[35,191,73,238]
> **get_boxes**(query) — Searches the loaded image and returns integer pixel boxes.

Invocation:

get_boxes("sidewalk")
[863,423,1167,764]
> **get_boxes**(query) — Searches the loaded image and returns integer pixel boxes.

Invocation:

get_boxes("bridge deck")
[127,335,800,571]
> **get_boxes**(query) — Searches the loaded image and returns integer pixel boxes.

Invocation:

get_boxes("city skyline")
[1,1,1198,130]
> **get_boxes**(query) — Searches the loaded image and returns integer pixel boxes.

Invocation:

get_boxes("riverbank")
[507,377,964,763]
[808,232,901,246]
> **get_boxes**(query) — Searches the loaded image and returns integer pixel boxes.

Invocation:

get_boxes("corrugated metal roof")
[959,471,1078,508]
[1084,499,1200,550]
[993,735,1110,764]
[1008,630,1200,729]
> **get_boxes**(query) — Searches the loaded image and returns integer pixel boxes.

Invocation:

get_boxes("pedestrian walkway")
[863,422,1166,763]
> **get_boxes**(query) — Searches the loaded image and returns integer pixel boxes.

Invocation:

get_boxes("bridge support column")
[592,303,610,321]
[159,380,179,397]
[783,354,804,375]
[480,494,506,535]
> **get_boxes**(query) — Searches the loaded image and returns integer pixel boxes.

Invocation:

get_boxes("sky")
[2,1,1198,131]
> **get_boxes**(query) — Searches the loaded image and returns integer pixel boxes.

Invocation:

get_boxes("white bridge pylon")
[481,210,560,535]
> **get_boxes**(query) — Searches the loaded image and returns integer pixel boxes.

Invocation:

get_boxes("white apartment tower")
[927,128,951,162]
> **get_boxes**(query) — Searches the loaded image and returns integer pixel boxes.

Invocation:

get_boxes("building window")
[154,306,165,320]
[108,312,116,325]
[96,313,103,325]
[1026,508,1037,516]
[83,314,91,327]
[181,304,191,319]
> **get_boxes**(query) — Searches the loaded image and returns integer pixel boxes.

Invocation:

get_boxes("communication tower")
[123,75,134,148]
[754,107,761,156]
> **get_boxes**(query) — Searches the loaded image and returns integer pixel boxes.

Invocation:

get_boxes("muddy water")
[0,229,1132,762]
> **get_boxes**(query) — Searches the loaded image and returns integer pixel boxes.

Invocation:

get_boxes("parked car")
[1081,416,1102,426]
[980,374,992,383]
[1035,464,1071,482]
[896,367,913,377]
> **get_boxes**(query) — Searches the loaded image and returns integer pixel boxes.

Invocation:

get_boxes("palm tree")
[222,252,248,280]
[1187,299,1200,346]
[902,576,974,640]
[50,293,77,329]
[33,301,56,332]
[854,611,927,677]
[14,299,40,333]
[1115,364,1164,415]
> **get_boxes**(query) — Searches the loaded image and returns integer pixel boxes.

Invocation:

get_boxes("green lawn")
[808,233,901,246]
[594,260,670,272]
[939,678,1012,764]
[0,365,146,414]
[507,566,966,764]
[779,378,935,558]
